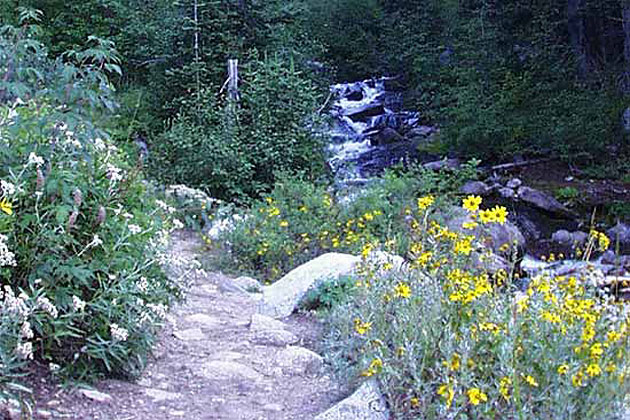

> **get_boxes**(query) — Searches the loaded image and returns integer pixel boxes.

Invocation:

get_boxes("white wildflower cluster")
[1,180,15,196]
[20,321,33,340]
[72,295,86,312]
[128,224,142,235]
[155,199,176,214]
[110,323,129,342]
[15,342,33,360]
[172,219,184,230]
[37,296,59,319]
[106,164,123,183]
[63,130,81,149]
[2,286,30,318]
[93,137,106,152]
[146,303,168,320]
[137,277,149,293]
[49,362,61,373]
[165,185,217,205]
[0,235,16,267]
[149,229,170,252]
[27,152,44,167]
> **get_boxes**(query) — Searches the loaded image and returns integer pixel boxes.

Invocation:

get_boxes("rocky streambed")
[326,77,630,283]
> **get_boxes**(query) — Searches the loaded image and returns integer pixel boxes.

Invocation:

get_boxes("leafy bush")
[149,53,327,201]
[219,163,478,282]
[324,197,628,418]
[0,15,184,403]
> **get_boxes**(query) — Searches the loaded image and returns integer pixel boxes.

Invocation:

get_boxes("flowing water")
[326,77,427,187]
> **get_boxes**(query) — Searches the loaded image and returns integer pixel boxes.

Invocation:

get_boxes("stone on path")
[173,328,205,341]
[275,346,324,375]
[199,361,264,382]
[233,276,262,292]
[314,380,389,420]
[79,389,113,403]
[185,314,221,328]
[257,253,360,319]
[249,314,287,332]
[219,275,262,295]
[250,329,299,347]
[144,388,181,402]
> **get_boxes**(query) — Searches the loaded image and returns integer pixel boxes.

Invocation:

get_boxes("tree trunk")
[568,0,587,79]
[622,1,630,93]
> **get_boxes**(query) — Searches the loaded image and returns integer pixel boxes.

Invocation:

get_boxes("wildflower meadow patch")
[324,196,629,419]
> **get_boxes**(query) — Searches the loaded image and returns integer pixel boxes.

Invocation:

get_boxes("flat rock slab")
[315,380,389,420]
[199,361,264,382]
[144,388,181,402]
[257,253,360,319]
[173,328,206,341]
[250,329,299,347]
[185,313,221,328]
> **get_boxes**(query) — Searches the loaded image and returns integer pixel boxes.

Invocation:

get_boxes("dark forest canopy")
[2,1,629,183]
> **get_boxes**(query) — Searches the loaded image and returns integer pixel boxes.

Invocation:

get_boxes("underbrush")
[0,15,186,407]
[218,162,478,283]
[323,197,628,419]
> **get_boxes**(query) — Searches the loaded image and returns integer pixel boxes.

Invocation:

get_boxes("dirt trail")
[26,232,345,420]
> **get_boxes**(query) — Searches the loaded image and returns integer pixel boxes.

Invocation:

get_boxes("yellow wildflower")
[437,384,455,408]
[572,370,585,387]
[410,396,420,408]
[478,209,494,224]
[393,282,412,299]
[590,342,604,359]
[499,376,511,401]
[462,195,482,213]
[360,358,383,377]
[557,364,569,375]
[586,363,602,377]
[466,388,487,405]
[417,251,432,267]
[0,197,12,216]
[523,374,539,387]
[353,318,372,335]
[462,221,478,230]
[454,238,473,255]
[279,220,289,227]
[491,205,508,224]
[417,195,435,210]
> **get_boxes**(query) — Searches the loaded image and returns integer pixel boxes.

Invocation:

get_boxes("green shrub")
[219,163,478,282]
[149,53,327,202]
[324,197,628,418]
[0,15,184,404]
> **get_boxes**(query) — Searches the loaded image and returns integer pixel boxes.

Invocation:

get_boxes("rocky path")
[27,232,347,420]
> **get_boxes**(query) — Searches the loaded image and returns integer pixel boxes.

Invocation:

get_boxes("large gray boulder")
[446,207,526,254]
[517,186,574,217]
[423,158,460,172]
[314,380,389,420]
[257,253,360,319]
[607,222,630,249]
[460,181,492,196]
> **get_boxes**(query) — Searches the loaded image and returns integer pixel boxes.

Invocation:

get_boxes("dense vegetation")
[0,9,186,405]
[2,1,630,417]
